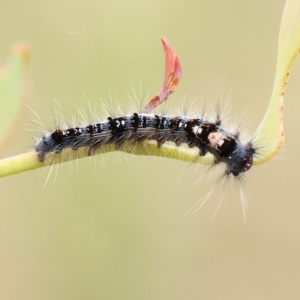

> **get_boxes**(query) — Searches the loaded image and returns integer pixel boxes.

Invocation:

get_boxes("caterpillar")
[35,111,255,177]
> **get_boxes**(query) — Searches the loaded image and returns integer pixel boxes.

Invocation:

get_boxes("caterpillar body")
[35,112,255,177]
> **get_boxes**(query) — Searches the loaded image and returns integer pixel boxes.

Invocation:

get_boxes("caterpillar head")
[225,144,255,176]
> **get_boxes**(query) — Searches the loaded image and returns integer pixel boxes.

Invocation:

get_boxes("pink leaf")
[142,38,182,113]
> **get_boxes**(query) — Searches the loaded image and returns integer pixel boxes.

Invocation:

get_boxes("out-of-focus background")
[1,0,299,299]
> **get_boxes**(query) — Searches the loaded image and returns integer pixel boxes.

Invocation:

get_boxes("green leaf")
[0,44,30,157]
[254,0,300,164]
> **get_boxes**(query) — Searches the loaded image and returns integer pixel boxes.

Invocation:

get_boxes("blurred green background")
[1,0,300,299]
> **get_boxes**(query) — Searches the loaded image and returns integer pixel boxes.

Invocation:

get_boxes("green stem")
[0,140,214,178]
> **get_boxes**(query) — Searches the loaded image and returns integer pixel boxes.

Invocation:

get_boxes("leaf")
[142,37,182,112]
[253,0,300,164]
[0,43,30,157]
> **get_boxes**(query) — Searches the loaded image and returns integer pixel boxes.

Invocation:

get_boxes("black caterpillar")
[34,113,255,176]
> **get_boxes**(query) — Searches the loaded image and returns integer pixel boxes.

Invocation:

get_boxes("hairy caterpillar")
[35,109,255,177]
